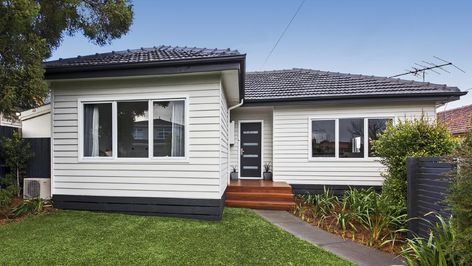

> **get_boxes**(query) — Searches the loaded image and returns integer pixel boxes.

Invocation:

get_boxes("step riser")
[226,187,293,193]
[226,194,294,202]
[225,201,295,211]
[226,204,293,211]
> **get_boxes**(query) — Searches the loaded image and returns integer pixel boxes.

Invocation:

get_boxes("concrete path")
[255,210,405,266]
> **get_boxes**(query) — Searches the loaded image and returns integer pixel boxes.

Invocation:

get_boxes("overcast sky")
[50,0,472,110]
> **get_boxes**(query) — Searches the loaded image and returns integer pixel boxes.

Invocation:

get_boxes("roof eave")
[44,54,246,74]
[243,91,466,106]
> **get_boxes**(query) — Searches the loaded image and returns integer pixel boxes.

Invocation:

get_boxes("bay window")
[310,117,392,159]
[81,98,186,160]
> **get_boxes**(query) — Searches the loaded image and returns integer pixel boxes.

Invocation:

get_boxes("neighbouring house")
[0,113,21,135]
[438,104,472,136]
[37,45,465,220]
[0,113,21,179]
[19,105,52,179]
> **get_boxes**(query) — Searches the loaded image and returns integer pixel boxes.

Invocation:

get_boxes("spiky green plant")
[401,214,457,266]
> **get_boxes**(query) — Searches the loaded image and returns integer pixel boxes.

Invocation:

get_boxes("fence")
[407,157,453,238]
[24,138,51,179]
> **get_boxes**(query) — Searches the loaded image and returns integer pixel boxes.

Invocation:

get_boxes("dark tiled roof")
[245,68,464,102]
[438,104,472,135]
[44,45,241,68]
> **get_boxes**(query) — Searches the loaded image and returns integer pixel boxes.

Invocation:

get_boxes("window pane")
[153,100,185,157]
[83,103,112,157]
[339,118,364,158]
[368,119,391,156]
[312,120,335,157]
[118,101,149,158]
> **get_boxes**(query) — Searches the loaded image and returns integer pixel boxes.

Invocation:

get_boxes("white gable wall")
[21,107,52,138]
[272,103,436,186]
[51,74,228,199]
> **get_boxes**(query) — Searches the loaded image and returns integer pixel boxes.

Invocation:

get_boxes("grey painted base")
[53,195,225,220]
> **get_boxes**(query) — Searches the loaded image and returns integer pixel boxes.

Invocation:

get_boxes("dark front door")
[240,122,262,178]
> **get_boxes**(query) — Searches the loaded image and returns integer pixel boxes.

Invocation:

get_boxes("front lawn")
[0,208,350,265]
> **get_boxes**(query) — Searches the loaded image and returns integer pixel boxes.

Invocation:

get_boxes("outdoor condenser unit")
[23,178,51,200]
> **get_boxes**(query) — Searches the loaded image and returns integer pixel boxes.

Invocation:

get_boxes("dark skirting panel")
[53,195,225,220]
[291,184,382,196]
[24,138,51,178]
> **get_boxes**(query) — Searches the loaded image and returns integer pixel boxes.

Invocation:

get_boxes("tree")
[448,127,472,265]
[0,0,134,118]
[371,117,457,210]
[0,132,32,196]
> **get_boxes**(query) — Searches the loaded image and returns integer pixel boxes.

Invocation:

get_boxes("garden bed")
[292,188,407,255]
[0,196,53,226]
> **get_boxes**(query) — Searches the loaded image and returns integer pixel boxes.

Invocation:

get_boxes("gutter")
[243,91,467,105]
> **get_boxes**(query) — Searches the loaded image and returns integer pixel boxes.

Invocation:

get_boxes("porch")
[224,180,296,211]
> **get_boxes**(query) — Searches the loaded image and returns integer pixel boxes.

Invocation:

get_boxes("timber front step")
[225,180,295,211]
[226,192,294,202]
[225,200,296,211]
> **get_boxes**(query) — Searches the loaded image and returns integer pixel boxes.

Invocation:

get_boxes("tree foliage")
[0,132,32,194]
[448,127,472,265]
[372,117,457,210]
[0,0,133,117]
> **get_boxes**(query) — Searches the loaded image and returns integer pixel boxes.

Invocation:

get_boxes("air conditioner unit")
[23,178,51,200]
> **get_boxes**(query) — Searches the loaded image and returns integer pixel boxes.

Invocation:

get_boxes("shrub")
[0,185,18,208]
[372,117,457,210]
[401,214,457,266]
[11,198,46,217]
[448,128,472,265]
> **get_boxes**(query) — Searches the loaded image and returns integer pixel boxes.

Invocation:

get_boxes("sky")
[51,0,472,110]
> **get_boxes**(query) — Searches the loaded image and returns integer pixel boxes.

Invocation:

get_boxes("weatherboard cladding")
[244,69,463,102]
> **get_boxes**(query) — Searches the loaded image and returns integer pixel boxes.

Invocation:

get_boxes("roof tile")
[44,45,241,68]
[245,68,462,101]
[438,104,472,135]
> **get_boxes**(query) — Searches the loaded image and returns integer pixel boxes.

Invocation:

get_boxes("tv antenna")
[390,56,465,82]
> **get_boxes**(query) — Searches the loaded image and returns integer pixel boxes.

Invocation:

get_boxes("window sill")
[307,157,380,162]
[78,157,190,164]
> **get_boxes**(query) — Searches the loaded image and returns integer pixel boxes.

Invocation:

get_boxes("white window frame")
[78,94,189,163]
[308,116,394,161]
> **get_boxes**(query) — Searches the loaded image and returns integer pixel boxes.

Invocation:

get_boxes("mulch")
[0,197,54,226]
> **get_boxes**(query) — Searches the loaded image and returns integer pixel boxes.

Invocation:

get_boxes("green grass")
[0,208,351,265]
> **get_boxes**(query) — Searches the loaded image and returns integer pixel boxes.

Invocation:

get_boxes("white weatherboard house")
[43,45,465,220]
